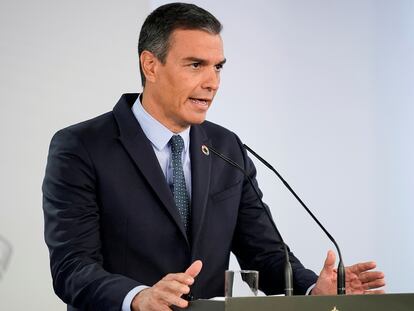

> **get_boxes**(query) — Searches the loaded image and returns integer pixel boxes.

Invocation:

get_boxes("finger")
[348,261,377,274]
[322,250,336,272]
[358,271,385,283]
[157,279,190,296]
[185,260,203,278]
[152,287,189,309]
[161,293,189,309]
[361,279,386,290]
[163,272,195,285]
[363,289,385,295]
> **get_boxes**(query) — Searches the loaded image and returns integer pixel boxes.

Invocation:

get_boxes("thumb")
[185,260,203,278]
[322,250,336,272]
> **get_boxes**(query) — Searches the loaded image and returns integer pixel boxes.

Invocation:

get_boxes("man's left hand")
[311,250,386,295]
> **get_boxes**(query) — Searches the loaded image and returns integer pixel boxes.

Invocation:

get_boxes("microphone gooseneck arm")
[206,144,294,296]
[243,143,346,295]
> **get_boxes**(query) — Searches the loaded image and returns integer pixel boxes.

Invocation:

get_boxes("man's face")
[147,29,225,133]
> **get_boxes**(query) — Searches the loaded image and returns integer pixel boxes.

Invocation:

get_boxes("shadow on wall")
[0,235,12,280]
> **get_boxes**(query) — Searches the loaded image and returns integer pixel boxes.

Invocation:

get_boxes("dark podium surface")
[180,293,414,311]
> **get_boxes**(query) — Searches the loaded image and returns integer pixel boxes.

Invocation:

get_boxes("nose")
[201,68,220,92]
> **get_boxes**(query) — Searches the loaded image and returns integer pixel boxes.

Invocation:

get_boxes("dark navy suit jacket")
[42,94,317,311]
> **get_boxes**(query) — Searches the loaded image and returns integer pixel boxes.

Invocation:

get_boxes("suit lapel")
[189,125,211,253]
[113,94,189,244]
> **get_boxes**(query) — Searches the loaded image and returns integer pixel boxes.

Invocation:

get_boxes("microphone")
[202,144,294,296]
[243,144,346,295]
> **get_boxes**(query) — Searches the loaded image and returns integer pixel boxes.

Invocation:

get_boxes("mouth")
[189,97,210,107]
[188,97,212,112]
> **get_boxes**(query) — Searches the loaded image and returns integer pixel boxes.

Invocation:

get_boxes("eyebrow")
[183,57,227,66]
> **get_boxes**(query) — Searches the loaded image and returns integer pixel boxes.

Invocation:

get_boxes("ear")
[140,50,159,83]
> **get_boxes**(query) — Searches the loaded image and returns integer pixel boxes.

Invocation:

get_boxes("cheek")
[161,68,201,102]
[164,72,188,94]
[175,79,199,99]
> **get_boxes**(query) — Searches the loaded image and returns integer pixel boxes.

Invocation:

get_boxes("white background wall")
[0,1,149,309]
[0,0,413,309]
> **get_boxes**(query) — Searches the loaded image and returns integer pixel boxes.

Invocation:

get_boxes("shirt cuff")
[305,283,316,295]
[122,285,150,311]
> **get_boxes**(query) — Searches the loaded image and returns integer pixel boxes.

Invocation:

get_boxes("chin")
[189,115,207,125]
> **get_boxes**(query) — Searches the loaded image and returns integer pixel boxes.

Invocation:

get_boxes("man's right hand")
[131,260,203,311]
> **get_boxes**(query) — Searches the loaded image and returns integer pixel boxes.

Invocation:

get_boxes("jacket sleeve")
[42,129,139,310]
[230,134,318,295]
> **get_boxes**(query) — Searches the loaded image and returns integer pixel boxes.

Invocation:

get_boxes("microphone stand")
[243,144,346,295]
[206,144,294,296]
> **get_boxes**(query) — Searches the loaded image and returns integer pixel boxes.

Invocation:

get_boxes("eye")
[191,62,201,69]
[215,64,223,72]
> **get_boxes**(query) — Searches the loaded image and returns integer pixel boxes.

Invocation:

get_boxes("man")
[42,3,385,311]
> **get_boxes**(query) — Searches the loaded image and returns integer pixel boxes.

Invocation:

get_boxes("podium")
[180,293,414,311]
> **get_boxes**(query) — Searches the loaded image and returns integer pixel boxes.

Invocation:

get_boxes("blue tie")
[170,135,191,236]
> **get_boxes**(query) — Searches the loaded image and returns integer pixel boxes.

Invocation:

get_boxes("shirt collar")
[131,95,190,152]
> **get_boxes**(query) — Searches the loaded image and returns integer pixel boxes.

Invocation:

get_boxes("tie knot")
[170,135,184,155]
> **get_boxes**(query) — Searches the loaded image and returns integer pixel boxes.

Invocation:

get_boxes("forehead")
[167,29,224,62]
